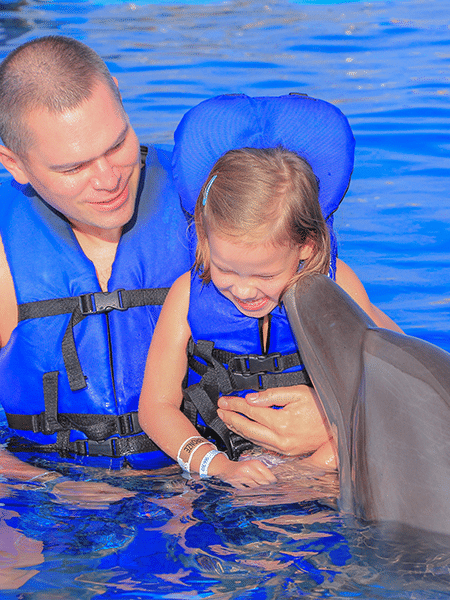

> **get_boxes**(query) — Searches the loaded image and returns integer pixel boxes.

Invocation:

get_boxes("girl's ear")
[298,238,315,261]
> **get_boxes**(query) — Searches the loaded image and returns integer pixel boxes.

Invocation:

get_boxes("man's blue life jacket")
[0,146,191,468]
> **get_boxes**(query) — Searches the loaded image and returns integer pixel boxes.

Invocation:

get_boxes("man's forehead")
[23,85,129,167]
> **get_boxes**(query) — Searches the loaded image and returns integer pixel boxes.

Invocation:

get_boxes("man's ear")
[0,145,30,184]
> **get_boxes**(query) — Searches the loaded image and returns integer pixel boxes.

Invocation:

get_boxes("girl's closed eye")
[217,266,233,274]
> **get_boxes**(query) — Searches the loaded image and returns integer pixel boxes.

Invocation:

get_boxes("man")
[0,35,191,474]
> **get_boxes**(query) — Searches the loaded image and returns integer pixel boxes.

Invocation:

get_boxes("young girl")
[139,147,401,488]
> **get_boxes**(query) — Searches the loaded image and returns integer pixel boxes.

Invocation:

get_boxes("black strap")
[189,338,304,372]
[6,367,159,458]
[42,371,61,434]
[183,340,253,459]
[183,375,253,461]
[7,431,159,458]
[18,287,169,392]
[6,409,145,440]
[188,339,311,390]
[18,288,169,321]
[6,369,148,441]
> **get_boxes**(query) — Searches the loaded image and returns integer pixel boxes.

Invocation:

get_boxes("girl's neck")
[259,314,271,354]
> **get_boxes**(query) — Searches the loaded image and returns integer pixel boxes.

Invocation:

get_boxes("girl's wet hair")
[194,146,330,292]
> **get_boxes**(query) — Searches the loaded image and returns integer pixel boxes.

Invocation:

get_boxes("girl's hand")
[208,453,277,489]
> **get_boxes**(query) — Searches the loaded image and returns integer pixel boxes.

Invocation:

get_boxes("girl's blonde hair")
[194,147,330,293]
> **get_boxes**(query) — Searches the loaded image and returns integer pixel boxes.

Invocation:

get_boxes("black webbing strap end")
[62,310,88,391]
[42,371,62,435]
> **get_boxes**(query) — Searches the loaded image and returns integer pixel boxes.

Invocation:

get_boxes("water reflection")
[2,449,450,598]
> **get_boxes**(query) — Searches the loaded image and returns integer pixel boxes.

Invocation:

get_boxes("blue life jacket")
[172,93,355,459]
[0,146,191,468]
[183,271,312,460]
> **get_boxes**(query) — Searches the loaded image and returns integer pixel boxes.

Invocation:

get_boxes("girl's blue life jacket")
[171,93,354,460]
[0,145,191,468]
[183,270,313,461]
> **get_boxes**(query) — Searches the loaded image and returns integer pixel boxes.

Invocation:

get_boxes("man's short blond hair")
[0,35,121,155]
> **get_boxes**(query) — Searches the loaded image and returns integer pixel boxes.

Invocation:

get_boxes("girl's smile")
[208,231,311,318]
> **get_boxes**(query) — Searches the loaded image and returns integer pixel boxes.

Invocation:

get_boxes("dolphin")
[284,274,450,536]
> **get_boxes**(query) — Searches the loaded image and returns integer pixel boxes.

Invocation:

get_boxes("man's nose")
[91,157,120,191]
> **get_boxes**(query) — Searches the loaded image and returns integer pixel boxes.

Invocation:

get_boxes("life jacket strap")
[182,340,254,459]
[18,287,170,393]
[18,288,169,320]
[6,368,148,442]
[7,431,158,458]
[5,409,145,440]
[183,380,254,461]
[183,338,312,460]
[188,339,312,389]
[6,360,160,459]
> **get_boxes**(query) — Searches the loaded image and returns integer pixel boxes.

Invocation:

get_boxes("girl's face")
[208,230,312,318]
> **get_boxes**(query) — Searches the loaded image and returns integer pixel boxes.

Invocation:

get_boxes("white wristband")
[177,435,206,473]
[186,441,211,472]
[199,449,225,479]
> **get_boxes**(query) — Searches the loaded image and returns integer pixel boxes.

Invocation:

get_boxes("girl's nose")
[231,281,257,301]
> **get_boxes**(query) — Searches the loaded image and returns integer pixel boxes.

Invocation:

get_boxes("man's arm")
[334,259,404,333]
[0,448,56,481]
[0,234,18,348]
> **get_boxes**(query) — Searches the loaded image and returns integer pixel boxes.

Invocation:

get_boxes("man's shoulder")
[0,179,37,232]
[0,177,32,202]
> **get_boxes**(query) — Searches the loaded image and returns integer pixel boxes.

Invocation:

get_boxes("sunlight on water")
[0,0,449,597]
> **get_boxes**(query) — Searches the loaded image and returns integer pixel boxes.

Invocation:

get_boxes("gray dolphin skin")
[284,274,450,535]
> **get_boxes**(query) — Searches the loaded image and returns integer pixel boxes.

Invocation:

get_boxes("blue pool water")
[0,0,449,597]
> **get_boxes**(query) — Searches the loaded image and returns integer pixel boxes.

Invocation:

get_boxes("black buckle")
[229,353,282,374]
[32,412,61,435]
[118,412,142,436]
[79,289,126,315]
[229,372,266,391]
[81,438,118,457]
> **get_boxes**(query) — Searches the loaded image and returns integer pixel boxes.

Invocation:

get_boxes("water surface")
[0,1,449,597]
